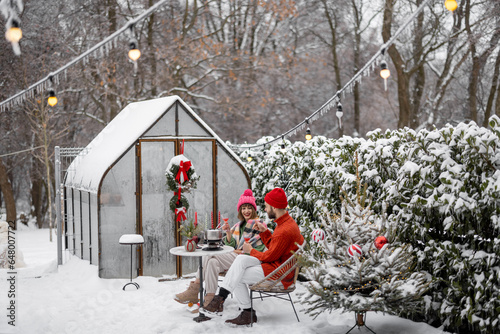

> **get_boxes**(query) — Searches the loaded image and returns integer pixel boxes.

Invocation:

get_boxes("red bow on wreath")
[175,207,187,222]
[174,187,182,205]
[176,160,192,184]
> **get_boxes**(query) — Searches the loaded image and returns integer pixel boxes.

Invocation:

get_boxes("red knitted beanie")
[264,188,288,209]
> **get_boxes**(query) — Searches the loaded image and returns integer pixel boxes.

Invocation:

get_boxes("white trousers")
[196,251,238,294]
[219,255,265,309]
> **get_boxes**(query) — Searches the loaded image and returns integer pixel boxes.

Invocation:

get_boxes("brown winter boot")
[202,295,225,316]
[225,309,257,326]
[174,281,200,304]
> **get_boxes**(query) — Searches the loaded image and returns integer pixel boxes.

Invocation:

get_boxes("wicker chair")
[249,241,306,326]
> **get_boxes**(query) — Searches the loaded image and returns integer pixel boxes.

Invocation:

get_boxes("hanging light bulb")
[47,90,58,107]
[128,41,141,61]
[246,155,253,162]
[5,19,22,43]
[444,0,458,11]
[380,60,390,79]
[336,102,343,129]
[304,119,312,141]
[380,60,390,91]
[127,24,141,62]
[305,128,312,141]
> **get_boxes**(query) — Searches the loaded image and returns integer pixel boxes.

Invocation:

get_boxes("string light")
[47,76,58,107]
[1,0,177,112]
[47,90,58,107]
[127,24,141,62]
[336,101,343,129]
[305,128,312,140]
[444,0,458,11]
[380,48,390,91]
[5,19,22,43]
[0,0,435,125]
[226,0,434,152]
[305,119,312,140]
[380,61,390,89]
[128,40,141,61]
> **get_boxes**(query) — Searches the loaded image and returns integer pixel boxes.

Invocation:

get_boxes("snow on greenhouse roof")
[65,95,243,193]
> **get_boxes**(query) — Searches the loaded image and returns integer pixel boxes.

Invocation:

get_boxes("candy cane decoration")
[348,244,363,258]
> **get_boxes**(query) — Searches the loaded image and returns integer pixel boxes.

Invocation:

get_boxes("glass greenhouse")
[62,96,250,279]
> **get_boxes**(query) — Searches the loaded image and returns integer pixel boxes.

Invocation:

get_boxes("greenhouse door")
[139,140,178,277]
[138,139,216,277]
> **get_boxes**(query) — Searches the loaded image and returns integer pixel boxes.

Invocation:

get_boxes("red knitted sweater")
[249,212,304,289]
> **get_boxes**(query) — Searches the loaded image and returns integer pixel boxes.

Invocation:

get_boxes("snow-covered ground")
[0,227,452,334]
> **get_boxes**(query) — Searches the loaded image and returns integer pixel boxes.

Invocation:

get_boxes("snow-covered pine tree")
[299,155,430,324]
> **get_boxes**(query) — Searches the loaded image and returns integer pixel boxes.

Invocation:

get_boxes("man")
[203,187,304,325]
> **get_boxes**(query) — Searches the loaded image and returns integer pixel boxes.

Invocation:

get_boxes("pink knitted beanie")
[237,189,257,212]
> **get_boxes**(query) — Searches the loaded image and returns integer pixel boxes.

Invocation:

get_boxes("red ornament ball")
[374,236,388,250]
[311,228,326,242]
[348,244,363,257]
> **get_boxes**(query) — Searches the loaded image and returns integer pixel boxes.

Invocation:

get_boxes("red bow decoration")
[174,187,182,205]
[176,160,192,184]
[175,207,187,222]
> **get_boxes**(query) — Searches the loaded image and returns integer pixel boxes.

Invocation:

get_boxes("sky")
[0,226,453,334]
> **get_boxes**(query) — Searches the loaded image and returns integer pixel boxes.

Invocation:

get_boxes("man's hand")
[255,221,267,232]
[242,241,252,254]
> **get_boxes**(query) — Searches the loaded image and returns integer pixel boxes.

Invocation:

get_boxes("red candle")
[211,211,214,229]
[194,212,198,227]
[218,211,221,228]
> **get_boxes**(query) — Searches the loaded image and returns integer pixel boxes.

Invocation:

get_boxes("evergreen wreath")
[165,155,200,193]
[169,195,190,212]
[166,154,199,221]
[165,165,198,191]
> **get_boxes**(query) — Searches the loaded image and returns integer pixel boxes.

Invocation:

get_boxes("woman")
[174,189,266,310]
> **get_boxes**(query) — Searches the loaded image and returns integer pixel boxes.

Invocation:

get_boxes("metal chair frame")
[249,241,306,326]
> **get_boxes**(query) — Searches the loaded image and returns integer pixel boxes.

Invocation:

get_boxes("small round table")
[119,234,145,290]
[169,245,234,322]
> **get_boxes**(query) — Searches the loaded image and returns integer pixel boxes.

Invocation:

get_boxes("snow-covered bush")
[244,116,500,334]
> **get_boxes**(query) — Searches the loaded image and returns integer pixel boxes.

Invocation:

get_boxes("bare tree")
[0,157,16,226]
[483,47,500,126]
[464,0,500,124]
[319,0,343,137]
[382,0,413,128]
